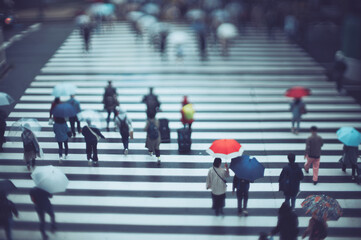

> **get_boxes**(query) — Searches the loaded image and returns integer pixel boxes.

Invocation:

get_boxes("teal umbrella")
[230,155,265,181]
[337,127,361,147]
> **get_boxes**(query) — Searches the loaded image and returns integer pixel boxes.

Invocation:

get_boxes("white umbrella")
[186,9,205,21]
[31,166,69,194]
[217,23,238,39]
[52,83,77,97]
[168,31,189,45]
[75,14,91,26]
[126,11,144,22]
[77,110,105,129]
[0,92,14,106]
[137,15,158,31]
[8,118,42,140]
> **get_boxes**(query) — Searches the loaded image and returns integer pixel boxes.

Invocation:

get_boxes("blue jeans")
[291,118,300,131]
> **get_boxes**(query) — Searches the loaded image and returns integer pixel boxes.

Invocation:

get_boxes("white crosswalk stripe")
[1,22,360,240]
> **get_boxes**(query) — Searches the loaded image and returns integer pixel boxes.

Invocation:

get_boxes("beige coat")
[144,118,161,152]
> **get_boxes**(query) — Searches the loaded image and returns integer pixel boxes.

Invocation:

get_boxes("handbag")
[87,126,101,141]
[213,167,227,185]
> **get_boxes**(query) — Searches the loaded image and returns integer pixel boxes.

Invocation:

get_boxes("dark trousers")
[1,218,13,240]
[285,194,297,209]
[342,163,357,177]
[86,142,98,162]
[121,134,129,149]
[211,193,226,215]
[237,189,249,212]
[57,141,68,157]
[106,109,117,125]
[69,116,81,136]
[36,206,55,238]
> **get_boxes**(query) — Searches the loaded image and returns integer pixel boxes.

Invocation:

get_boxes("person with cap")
[114,107,133,155]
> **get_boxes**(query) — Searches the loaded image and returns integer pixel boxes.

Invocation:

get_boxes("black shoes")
[313,181,318,185]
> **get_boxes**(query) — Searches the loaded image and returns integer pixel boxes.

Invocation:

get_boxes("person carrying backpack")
[0,193,18,240]
[144,117,161,165]
[115,108,133,155]
[279,153,304,209]
[21,126,41,170]
[142,87,161,119]
[302,214,328,240]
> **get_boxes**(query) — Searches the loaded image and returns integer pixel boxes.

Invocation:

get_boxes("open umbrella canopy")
[0,180,17,195]
[31,165,69,194]
[52,103,77,118]
[0,92,14,106]
[168,31,189,45]
[301,194,343,221]
[137,15,158,31]
[52,83,77,97]
[77,110,105,129]
[8,118,42,141]
[230,155,265,181]
[126,11,144,22]
[337,127,361,147]
[285,86,311,98]
[206,139,243,159]
[186,9,206,21]
[217,23,238,39]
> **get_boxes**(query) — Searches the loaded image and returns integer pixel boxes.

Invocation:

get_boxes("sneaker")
[149,151,153,156]
[124,149,128,155]
[242,210,248,216]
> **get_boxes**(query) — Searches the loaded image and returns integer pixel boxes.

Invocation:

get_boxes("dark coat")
[343,145,359,166]
[29,187,53,210]
[82,125,105,144]
[232,175,250,192]
[279,163,304,196]
[271,210,299,240]
[0,196,18,224]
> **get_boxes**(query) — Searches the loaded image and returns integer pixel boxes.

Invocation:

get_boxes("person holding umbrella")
[232,175,250,216]
[49,97,61,123]
[82,120,105,166]
[278,153,304,210]
[21,124,41,170]
[53,118,70,163]
[337,127,361,182]
[285,87,310,134]
[0,192,19,240]
[206,158,230,216]
[302,213,328,240]
[29,187,57,240]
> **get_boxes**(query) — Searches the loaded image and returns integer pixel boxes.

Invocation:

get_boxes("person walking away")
[103,81,118,131]
[206,158,230,216]
[302,214,328,240]
[144,117,161,165]
[341,144,359,182]
[82,120,105,166]
[270,202,299,240]
[290,98,306,134]
[279,153,304,209]
[67,94,82,137]
[29,187,56,240]
[21,125,41,170]
[115,108,133,155]
[304,126,323,185]
[0,193,19,240]
[180,96,194,130]
[81,23,92,52]
[0,111,7,152]
[232,175,250,216]
[142,87,161,119]
[49,97,61,124]
[333,51,347,95]
[53,118,70,163]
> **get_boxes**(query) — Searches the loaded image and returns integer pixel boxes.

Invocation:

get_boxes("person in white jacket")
[206,158,229,216]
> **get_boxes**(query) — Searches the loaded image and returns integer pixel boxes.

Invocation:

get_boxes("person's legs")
[57,142,63,157]
[296,118,301,133]
[342,163,346,172]
[243,190,249,210]
[46,207,56,232]
[36,208,47,239]
[236,190,243,213]
[31,158,36,168]
[64,141,68,156]
[312,158,320,182]
[284,195,291,206]
[69,117,76,136]
[75,116,81,133]
[304,156,313,173]
[290,194,296,209]
[106,110,111,129]
[351,164,357,178]
[155,148,160,158]
[92,143,98,164]
[86,142,92,160]
[4,218,13,240]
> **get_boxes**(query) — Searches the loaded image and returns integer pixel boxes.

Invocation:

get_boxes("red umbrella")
[285,86,311,98]
[206,139,243,159]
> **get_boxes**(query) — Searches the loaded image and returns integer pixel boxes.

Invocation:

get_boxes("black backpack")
[147,121,159,140]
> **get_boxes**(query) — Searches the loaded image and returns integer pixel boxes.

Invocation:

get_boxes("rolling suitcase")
[159,118,170,143]
[177,127,191,153]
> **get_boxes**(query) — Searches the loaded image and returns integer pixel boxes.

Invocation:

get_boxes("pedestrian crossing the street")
[1,22,361,239]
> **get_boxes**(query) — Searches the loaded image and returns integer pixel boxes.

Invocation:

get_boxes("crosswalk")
[1,22,361,239]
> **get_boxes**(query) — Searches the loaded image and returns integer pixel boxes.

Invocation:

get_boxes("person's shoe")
[51,224,57,233]
[93,161,99,167]
[313,181,318,185]
[64,155,68,160]
[149,151,153,156]
[351,176,356,181]
[294,130,299,135]
[242,210,248,216]
[342,168,346,173]
[88,160,92,166]
[59,156,63,164]
[291,127,295,133]
[106,127,110,132]
[124,149,128,155]
[157,157,161,166]
[304,168,309,174]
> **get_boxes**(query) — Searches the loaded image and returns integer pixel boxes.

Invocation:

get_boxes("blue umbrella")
[230,155,265,181]
[337,127,361,147]
[52,103,77,118]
